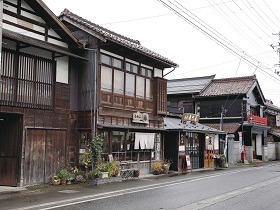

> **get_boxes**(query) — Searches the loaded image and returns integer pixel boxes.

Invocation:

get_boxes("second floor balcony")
[246,114,267,126]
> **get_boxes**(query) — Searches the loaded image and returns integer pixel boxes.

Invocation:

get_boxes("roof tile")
[199,75,256,97]
[59,9,178,67]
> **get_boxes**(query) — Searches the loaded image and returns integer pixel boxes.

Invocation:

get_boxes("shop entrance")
[186,133,203,169]
[204,135,215,168]
[0,113,22,186]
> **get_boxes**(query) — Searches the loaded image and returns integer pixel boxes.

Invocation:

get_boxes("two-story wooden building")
[264,100,280,160]
[0,0,86,186]
[166,75,225,170]
[197,75,270,164]
[59,9,178,174]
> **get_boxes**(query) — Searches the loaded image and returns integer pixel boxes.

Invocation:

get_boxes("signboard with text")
[181,113,200,123]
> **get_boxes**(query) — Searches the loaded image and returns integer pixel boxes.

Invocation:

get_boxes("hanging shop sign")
[181,113,200,124]
[132,111,149,124]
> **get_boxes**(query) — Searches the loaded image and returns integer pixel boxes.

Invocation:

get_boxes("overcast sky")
[43,0,280,107]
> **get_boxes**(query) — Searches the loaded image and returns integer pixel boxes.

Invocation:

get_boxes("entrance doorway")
[0,113,22,186]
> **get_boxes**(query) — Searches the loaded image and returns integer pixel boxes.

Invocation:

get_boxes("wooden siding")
[24,129,67,185]
[154,77,167,115]
[3,0,67,47]
[0,113,22,186]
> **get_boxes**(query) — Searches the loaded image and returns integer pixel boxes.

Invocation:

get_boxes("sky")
[43,0,280,107]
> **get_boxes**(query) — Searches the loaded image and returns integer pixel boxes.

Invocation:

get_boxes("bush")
[105,161,120,177]
[152,161,162,172]
[58,169,70,180]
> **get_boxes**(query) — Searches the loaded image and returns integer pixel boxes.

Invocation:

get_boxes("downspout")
[163,67,176,78]
[84,48,98,138]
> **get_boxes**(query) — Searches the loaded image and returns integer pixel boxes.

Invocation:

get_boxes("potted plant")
[88,168,102,179]
[91,135,104,167]
[152,161,162,175]
[49,173,61,185]
[162,158,173,174]
[58,169,70,185]
[96,162,108,178]
[219,154,228,168]
[105,161,120,178]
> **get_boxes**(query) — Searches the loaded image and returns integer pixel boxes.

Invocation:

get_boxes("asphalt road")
[2,162,280,210]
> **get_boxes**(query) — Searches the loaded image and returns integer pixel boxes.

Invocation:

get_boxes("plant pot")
[101,172,108,179]
[60,179,67,185]
[163,167,169,174]
[134,170,140,177]
[52,181,60,186]
[66,180,72,185]
[154,170,161,175]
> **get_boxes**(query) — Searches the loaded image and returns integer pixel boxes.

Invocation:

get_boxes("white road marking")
[176,176,280,210]
[14,165,277,210]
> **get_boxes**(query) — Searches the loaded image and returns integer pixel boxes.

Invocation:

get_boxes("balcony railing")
[246,114,267,126]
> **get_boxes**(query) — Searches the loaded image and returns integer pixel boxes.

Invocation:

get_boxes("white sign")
[132,111,149,124]
[276,115,280,127]
[238,131,243,153]
[181,113,200,123]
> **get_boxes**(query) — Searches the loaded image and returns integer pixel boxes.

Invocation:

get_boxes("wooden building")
[59,9,178,175]
[166,75,225,170]
[0,0,85,186]
[196,75,270,163]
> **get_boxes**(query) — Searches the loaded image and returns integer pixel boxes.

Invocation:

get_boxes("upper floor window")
[101,66,112,92]
[125,62,138,73]
[100,53,154,101]
[101,54,122,69]
[0,48,54,109]
[141,67,152,77]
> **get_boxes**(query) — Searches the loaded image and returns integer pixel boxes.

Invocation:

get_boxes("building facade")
[197,76,270,164]
[59,9,178,175]
[0,0,85,186]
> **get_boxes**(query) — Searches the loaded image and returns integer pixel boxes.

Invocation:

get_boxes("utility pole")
[220,105,225,131]
[271,32,280,76]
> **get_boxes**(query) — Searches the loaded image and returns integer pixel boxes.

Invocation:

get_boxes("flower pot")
[60,179,67,185]
[154,170,161,175]
[134,170,140,177]
[101,172,108,179]
[52,181,60,186]
[163,167,169,174]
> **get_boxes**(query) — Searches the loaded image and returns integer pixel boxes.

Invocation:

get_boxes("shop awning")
[97,123,165,131]
[164,117,225,134]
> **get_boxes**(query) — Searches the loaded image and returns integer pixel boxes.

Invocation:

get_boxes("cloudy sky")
[43,0,280,107]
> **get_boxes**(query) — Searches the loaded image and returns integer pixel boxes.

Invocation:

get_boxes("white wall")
[256,134,262,155]
[56,56,69,84]
[267,142,276,161]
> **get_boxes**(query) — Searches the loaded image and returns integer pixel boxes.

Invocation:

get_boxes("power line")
[158,0,280,84]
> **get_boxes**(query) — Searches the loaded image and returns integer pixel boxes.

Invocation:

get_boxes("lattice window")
[0,48,55,108]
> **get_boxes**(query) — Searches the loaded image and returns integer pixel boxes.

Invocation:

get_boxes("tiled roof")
[199,75,257,97]
[59,9,178,68]
[204,123,241,134]
[164,117,225,134]
[265,101,280,112]
[268,129,280,138]
[167,75,215,95]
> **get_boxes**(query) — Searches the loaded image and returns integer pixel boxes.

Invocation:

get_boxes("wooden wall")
[0,82,77,185]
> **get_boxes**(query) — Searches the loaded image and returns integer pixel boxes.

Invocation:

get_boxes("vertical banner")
[238,132,243,153]
[276,115,280,127]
